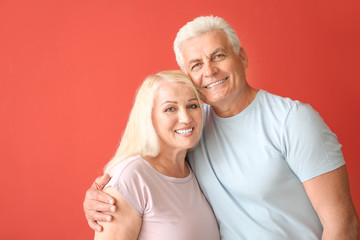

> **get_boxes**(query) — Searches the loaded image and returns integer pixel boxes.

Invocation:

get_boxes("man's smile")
[205,77,228,88]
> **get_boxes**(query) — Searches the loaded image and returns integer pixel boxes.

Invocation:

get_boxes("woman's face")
[152,81,203,153]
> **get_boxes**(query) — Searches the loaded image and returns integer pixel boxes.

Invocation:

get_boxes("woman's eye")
[165,107,175,112]
[187,104,198,109]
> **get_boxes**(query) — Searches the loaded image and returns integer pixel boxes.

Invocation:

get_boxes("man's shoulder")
[261,90,325,127]
[259,89,310,112]
[260,89,298,105]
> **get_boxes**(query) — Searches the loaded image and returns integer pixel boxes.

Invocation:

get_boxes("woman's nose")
[178,109,192,124]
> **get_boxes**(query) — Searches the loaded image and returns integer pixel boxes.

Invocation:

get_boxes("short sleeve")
[105,159,149,216]
[282,102,345,182]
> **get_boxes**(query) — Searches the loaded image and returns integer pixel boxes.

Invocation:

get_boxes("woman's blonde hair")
[104,70,202,173]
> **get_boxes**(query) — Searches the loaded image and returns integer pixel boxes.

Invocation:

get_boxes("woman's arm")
[94,186,142,240]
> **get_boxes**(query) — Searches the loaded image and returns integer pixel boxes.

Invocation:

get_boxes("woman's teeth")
[175,128,193,134]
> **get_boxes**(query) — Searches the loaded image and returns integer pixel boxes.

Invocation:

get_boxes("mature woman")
[94,70,220,240]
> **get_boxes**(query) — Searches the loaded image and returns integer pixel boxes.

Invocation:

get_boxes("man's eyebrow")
[210,48,227,57]
[187,47,227,67]
[187,58,202,68]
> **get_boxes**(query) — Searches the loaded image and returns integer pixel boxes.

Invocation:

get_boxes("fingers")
[93,174,111,191]
[88,218,103,232]
[86,196,117,213]
[88,174,115,204]
[84,186,117,216]
[86,186,116,206]
[83,174,117,232]
[93,211,113,222]
[86,210,114,231]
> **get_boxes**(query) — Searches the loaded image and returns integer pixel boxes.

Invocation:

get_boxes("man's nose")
[203,61,218,77]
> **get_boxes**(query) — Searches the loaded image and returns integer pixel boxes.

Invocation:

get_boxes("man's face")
[181,30,248,107]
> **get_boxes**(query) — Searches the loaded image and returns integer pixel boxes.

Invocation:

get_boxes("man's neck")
[212,86,259,118]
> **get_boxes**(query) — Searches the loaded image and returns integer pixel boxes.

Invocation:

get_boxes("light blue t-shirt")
[188,90,345,240]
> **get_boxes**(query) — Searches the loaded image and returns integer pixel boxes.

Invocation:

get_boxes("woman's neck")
[144,150,189,178]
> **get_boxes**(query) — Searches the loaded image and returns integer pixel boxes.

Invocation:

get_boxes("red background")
[1,0,359,239]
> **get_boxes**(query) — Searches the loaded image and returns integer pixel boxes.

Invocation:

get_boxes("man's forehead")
[181,32,230,61]
[182,31,227,47]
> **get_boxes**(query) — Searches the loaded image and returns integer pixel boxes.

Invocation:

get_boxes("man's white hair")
[174,16,241,72]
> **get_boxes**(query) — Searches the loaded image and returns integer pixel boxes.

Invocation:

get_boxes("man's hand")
[83,174,116,232]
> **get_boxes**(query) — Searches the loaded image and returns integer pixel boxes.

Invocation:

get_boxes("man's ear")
[239,47,248,69]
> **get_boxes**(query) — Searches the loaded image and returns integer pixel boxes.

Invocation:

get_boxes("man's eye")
[213,54,225,60]
[187,104,198,109]
[191,63,202,71]
[165,107,175,112]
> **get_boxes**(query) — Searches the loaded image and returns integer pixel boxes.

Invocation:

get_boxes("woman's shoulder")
[109,155,144,174]
[105,155,150,217]
[106,155,150,187]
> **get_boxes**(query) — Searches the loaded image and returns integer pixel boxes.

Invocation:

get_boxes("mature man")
[84,16,359,239]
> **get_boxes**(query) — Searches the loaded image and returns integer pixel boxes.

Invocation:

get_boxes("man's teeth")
[175,128,193,134]
[206,78,227,88]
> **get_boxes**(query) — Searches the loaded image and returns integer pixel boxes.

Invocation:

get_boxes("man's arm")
[83,174,117,231]
[303,165,359,240]
[94,186,142,240]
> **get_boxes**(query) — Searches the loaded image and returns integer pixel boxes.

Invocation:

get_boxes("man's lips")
[205,77,228,88]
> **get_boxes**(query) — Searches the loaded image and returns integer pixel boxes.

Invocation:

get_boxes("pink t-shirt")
[106,155,220,240]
